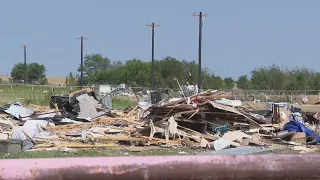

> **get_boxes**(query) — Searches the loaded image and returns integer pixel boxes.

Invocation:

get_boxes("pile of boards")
[0,90,318,153]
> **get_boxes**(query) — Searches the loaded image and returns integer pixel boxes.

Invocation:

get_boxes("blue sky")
[0,0,320,79]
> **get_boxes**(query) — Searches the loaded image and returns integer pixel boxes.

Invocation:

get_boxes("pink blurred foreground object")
[0,155,320,180]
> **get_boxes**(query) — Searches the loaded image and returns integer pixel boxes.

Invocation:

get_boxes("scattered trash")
[0,89,319,154]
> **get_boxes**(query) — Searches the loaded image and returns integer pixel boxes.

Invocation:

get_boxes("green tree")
[284,67,314,90]
[311,72,320,90]
[157,57,185,88]
[123,59,151,87]
[27,63,47,84]
[74,53,228,89]
[78,54,113,84]
[224,77,235,89]
[10,63,25,82]
[250,66,269,90]
[112,60,123,68]
[250,64,285,90]
[237,75,251,90]
[212,75,225,89]
[203,74,224,89]
[11,62,47,84]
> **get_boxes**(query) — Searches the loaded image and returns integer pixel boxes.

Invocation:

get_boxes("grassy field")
[0,84,137,109]
[0,84,75,105]
[1,145,318,159]
[112,96,137,109]
[0,148,209,159]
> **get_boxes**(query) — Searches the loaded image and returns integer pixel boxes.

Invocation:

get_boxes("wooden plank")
[177,125,218,141]
[69,88,92,98]
[95,117,144,126]
[88,135,145,142]
[34,143,118,149]
[140,136,181,145]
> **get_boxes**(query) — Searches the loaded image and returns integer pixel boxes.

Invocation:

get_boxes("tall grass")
[112,96,137,109]
[0,84,80,105]
[0,85,137,108]
[23,91,55,106]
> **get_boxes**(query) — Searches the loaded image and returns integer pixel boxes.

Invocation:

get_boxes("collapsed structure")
[0,89,319,154]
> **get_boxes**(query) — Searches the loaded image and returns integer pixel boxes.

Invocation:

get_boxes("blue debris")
[282,121,320,145]
[213,125,228,134]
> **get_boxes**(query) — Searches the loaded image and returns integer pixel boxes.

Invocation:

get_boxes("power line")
[21,45,28,85]
[146,22,160,90]
[193,12,208,92]
[76,36,88,87]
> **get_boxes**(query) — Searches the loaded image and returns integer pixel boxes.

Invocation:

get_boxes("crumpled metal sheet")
[209,101,243,115]
[138,101,152,110]
[4,103,34,119]
[76,94,105,121]
[209,101,263,126]
[215,98,242,107]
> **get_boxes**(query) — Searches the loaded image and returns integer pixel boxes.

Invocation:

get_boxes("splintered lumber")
[140,136,181,146]
[261,124,281,129]
[57,136,82,142]
[174,109,200,118]
[47,124,92,131]
[177,125,218,141]
[47,117,144,132]
[22,130,37,144]
[109,127,137,132]
[197,95,232,101]
[95,117,144,126]
[0,113,9,117]
[33,144,56,148]
[243,103,258,110]
[68,88,92,98]
[88,134,145,142]
[150,106,195,113]
[34,143,118,149]
[63,144,119,148]
[209,101,262,127]
[160,99,186,107]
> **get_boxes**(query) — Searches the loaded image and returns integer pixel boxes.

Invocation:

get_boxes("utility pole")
[21,45,28,85]
[193,12,208,92]
[76,36,87,87]
[146,22,160,90]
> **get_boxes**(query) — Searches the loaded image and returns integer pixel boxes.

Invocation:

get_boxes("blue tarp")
[282,121,320,144]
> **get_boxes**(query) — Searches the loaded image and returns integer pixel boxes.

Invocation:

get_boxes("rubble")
[0,88,319,154]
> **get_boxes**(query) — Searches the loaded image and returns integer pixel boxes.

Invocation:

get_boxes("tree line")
[237,65,320,90]
[9,53,320,90]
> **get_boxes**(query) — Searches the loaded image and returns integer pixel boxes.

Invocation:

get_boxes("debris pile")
[0,89,320,154]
